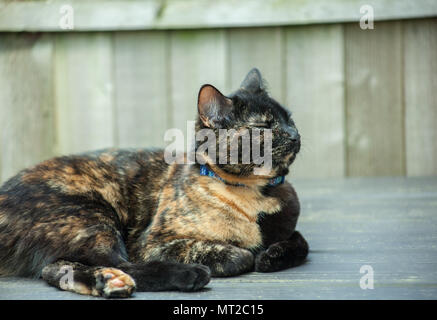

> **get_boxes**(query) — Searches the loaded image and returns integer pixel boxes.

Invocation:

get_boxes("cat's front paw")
[210,248,254,277]
[95,268,136,298]
[171,264,211,292]
[255,231,308,272]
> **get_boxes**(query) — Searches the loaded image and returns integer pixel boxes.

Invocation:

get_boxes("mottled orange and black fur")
[0,68,308,298]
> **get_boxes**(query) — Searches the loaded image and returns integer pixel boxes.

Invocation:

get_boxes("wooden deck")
[1,176,436,300]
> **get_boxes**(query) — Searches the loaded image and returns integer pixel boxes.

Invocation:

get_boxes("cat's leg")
[117,261,211,292]
[74,228,212,292]
[141,239,254,277]
[255,182,308,272]
[42,260,136,298]
[42,260,211,297]
[254,230,309,272]
[41,226,210,296]
[40,226,137,298]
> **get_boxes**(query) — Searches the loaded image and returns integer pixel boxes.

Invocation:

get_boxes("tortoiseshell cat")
[0,68,308,298]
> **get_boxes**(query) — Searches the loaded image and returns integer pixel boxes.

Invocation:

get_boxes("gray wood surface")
[1,0,437,31]
[1,177,436,300]
[113,31,170,149]
[0,33,55,183]
[54,32,115,155]
[228,27,284,100]
[285,24,345,179]
[404,19,437,176]
[345,21,405,176]
[169,29,227,135]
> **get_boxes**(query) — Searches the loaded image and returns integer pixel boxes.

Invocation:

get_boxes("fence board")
[0,33,55,183]
[54,33,115,155]
[113,31,170,149]
[1,0,437,31]
[285,24,345,179]
[345,21,405,176]
[169,29,227,150]
[404,18,437,176]
[228,27,284,101]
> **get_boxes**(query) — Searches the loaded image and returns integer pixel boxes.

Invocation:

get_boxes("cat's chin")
[274,167,290,177]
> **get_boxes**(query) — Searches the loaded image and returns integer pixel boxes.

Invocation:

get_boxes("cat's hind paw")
[95,268,136,298]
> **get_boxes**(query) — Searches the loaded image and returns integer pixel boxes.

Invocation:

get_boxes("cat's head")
[195,68,300,182]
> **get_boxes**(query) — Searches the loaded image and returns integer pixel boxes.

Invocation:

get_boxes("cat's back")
[0,148,169,218]
[1,147,166,187]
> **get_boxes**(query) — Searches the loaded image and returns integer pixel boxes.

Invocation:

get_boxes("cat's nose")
[286,128,300,153]
[286,127,300,144]
[290,131,300,144]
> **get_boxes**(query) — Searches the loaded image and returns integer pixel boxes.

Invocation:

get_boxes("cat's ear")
[197,84,233,128]
[240,68,266,93]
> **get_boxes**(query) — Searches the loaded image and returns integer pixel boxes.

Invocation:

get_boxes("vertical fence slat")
[345,21,405,176]
[54,33,115,155]
[404,18,437,176]
[285,24,345,178]
[114,31,169,149]
[0,34,55,183]
[228,27,284,101]
[169,30,227,137]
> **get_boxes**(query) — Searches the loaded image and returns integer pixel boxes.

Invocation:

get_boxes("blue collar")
[199,164,285,187]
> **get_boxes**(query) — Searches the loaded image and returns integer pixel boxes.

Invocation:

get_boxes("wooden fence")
[0,0,436,183]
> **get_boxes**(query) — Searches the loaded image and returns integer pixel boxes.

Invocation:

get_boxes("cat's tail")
[42,260,211,298]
